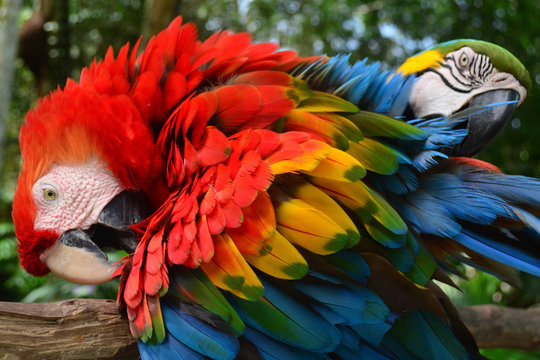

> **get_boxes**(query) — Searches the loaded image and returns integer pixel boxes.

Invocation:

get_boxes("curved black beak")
[448,89,519,157]
[95,190,151,253]
[41,191,151,284]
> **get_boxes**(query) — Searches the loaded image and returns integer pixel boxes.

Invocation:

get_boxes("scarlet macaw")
[12,18,538,359]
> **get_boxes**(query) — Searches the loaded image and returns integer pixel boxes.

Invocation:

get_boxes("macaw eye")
[459,53,469,68]
[42,188,57,201]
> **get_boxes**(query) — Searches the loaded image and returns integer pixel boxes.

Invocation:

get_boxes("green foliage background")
[1,1,539,358]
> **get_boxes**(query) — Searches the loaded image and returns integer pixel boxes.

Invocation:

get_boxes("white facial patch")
[410,46,527,119]
[32,159,125,234]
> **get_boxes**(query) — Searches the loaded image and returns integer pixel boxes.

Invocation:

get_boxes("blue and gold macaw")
[12,18,539,359]
[296,39,538,284]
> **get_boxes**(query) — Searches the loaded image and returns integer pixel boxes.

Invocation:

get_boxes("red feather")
[167,222,190,265]
[200,187,217,215]
[213,85,262,133]
[163,72,187,111]
[197,127,231,166]
[214,164,234,203]
[207,201,227,235]
[229,193,275,256]
[196,215,214,262]
[232,70,294,87]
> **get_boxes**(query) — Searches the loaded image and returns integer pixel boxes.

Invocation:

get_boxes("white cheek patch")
[485,72,528,105]
[33,159,125,234]
[409,71,470,118]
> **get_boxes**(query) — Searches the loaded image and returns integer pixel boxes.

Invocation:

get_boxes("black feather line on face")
[424,67,473,94]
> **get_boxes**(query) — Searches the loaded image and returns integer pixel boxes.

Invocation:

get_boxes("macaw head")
[12,81,161,283]
[398,39,530,156]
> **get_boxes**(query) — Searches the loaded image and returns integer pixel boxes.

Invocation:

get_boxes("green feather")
[384,311,469,360]
[404,242,438,286]
[346,139,400,176]
[297,91,360,113]
[170,269,245,336]
[348,111,426,140]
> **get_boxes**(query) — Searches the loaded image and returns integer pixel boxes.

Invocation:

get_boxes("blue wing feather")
[243,327,326,360]
[455,231,540,277]
[160,301,239,360]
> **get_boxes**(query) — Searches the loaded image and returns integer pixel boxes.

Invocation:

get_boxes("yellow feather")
[244,230,308,280]
[306,146,367,182]
[270,139,330,175]
[201,233,264,300]
[281,177,360,247]
[308,177,407,235]
[273,190,348,254]
[396,49,443,75]
[308,177,373,217]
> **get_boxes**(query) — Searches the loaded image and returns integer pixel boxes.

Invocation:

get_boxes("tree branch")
[457,305,540,351]
[0,299,138,360]
[0,300,538,359]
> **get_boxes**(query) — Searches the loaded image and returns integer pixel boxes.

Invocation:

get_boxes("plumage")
[11,16,539,360]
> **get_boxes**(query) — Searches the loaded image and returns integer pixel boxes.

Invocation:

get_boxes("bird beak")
[41,228,118,284]
[40,191,150,284]
[448,89,520,156]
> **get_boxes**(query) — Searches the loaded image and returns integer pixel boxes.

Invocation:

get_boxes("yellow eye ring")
[459,53,468,68]
[43,188,57,201]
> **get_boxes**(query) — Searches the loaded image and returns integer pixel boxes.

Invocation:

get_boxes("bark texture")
[0,299,138,360]
[457,304,540,351]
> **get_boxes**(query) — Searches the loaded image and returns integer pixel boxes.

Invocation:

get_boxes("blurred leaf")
[481,348,540,360]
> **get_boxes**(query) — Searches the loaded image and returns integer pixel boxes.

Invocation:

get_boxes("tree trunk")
[0,300,539,359]
[457,305,540,350]
[0,0,22,172]
[142,0,179,41]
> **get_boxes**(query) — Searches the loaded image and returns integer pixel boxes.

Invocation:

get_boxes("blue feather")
[335,324,398,360]
[372,165,420,196]
[137,334,206,360]
[337,325,361,351]
[292,54,419,117]
[334,324,396,360]
[382,311,470,360]
[411,150,448,172]
[384,247,416,273]
[311,303,349,325]
[463,171,540,209]
[334,343,394,360]
[243,327,326,360]
[227,278,342,353]
[351,320,393,347]
[511,207,540,235]
[161,301,239,360]
[324,251,371,283]
[294,282,389,325]
[387,75,416,117]
[420,173,510,225]
[397,190,461,237]
[455,231,540,277]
